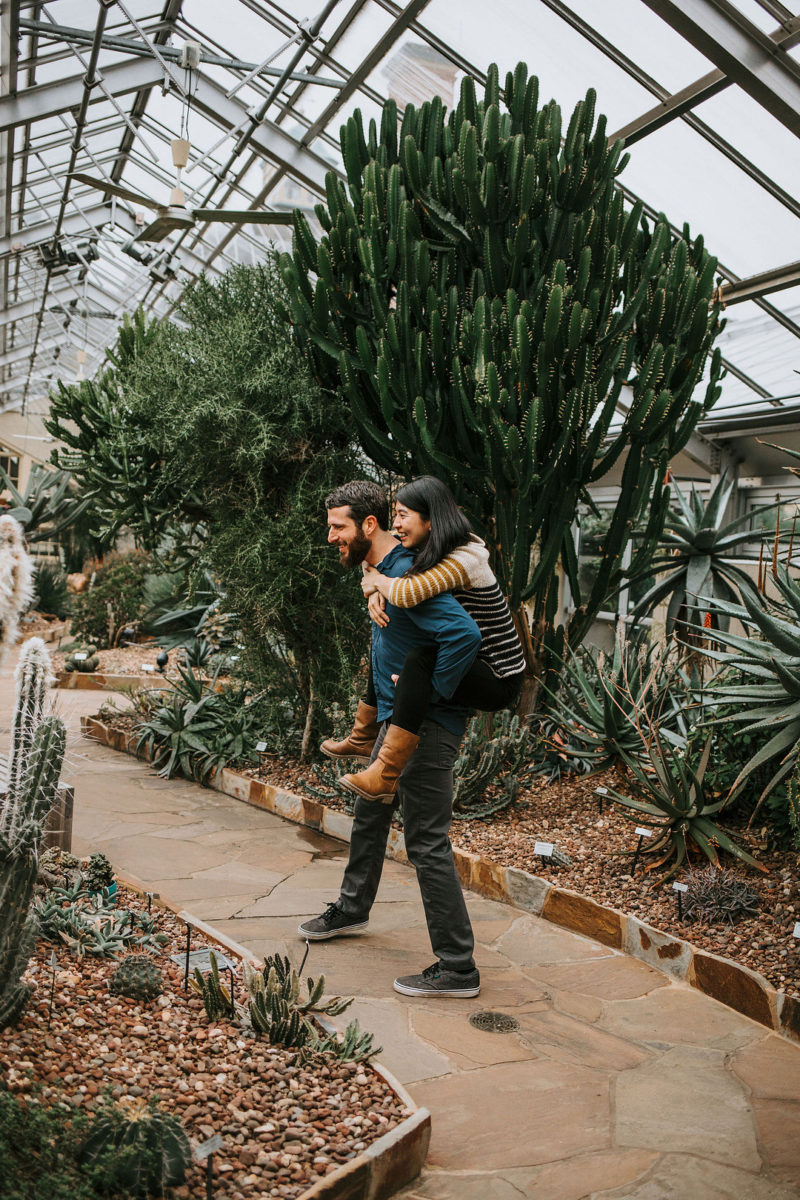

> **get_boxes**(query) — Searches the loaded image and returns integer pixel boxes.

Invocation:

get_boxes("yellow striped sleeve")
[387,555,471,607]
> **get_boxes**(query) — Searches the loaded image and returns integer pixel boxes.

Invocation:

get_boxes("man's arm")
[402,591,481,700]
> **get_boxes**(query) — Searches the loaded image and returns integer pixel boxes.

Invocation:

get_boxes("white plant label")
[673,882,688,893]
[255,741,268,753]
[73,652,88,661]
[534,841,554,857]
[194,1133,223,1160]
[634,827,653,838]
[793,922,800,939]
[141,663,155,672]
[595,786,608,795]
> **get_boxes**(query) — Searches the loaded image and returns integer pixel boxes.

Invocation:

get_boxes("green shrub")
[0,1088,102,1199]
[31,563,71,619]
[70,552,152,648]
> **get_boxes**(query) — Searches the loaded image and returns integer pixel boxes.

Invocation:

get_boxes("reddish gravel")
[2,887,407,1199]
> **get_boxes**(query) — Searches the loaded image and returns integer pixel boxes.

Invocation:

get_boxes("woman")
[322,476,525,802]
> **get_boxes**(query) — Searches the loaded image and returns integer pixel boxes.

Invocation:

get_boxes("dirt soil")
[52,643,177,676]
[2,884,407,1200]
[252,756,800,1001]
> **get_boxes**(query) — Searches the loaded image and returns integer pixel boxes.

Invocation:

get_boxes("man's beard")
[342,530,370,569]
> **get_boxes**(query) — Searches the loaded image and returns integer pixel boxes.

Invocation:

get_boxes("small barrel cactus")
[78,1098,192,1198]
[64,644,99,672]
[109,954,163,1002]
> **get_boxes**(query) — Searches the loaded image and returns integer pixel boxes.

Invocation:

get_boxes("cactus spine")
[0,515,33,666]
[0,633,66,1027]
[282,63,724,705]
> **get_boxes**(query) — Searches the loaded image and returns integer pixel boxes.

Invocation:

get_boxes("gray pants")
[338,718,476,973]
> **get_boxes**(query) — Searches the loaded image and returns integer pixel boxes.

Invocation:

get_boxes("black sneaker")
[298,901,369,941]
[393,962,480,998]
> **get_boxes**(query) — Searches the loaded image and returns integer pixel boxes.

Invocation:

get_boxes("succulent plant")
[110,954,163,1002]
[682,866,761,926]
[0,515,34,666]
[64,643,100,672]
[190,949,236,1021]
[78,1097,192,1199]
[452,711,532,818]
[84,851,114,892]
[313,1018,381,1064]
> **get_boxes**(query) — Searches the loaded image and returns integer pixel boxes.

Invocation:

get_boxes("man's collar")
[376,540,408,571]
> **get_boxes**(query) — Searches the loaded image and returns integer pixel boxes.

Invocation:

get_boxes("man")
[298,480,483,998]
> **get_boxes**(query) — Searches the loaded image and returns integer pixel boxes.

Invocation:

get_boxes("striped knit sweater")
[386,537,526,680]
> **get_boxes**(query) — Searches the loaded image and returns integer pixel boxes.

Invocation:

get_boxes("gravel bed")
[250,757,800,1000]
[2,886,407,1199]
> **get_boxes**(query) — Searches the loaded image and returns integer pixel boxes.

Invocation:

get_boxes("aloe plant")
[548,633,688,770]
[628,474,779,635]
[0,463,89,544]
[282,62,724,705]
[698,564,800,805]
[606,732,765,883]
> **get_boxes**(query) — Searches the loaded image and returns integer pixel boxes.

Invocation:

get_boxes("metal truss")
[1,0,799,431]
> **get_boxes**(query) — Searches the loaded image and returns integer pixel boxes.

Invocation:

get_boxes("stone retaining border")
[57,670,171,691]
[81,715,800,1046]
[109,865,431,1200]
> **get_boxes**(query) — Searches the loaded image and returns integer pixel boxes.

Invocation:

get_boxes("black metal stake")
[206,1153,214,1200]
[677,890,684,920]
[631,835,644,875]
[183,924,192,991]
[598,795,604,814]
[146,892,152,914]
[227,968,235,1020]
[298,938,310,978]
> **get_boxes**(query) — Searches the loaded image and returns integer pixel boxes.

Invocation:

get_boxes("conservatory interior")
[1,2,800,1199]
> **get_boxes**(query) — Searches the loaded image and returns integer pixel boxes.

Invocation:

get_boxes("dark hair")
[325,480,389,530]
[395,476,472,575]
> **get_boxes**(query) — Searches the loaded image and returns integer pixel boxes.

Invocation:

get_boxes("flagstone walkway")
[4,650,800,1199]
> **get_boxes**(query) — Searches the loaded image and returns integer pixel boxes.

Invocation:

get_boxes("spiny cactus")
[314,1019,381,1063]
[190,949,236,1021]
[0,515,33,666]
[5,636,53,802]
[110,954,163,1002]
[78,1097,192,1199]
[283,63,724,704]
[0,714,66,1026]
[453,711,532,817]
[64,643,100,673]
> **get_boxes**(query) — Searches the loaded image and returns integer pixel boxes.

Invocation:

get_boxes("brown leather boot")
[341,725,420,803]
[320,701,379,764]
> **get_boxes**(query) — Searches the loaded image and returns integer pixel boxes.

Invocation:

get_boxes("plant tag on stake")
[634,827,653,839]
[255,742,267,753]
[141,663,155,672]
[194,1133,223,1161]
[595,785,607,812]
[534,842,554,857]
[673,880,688,918]
[793,922,800,940]
[74,652,88,661]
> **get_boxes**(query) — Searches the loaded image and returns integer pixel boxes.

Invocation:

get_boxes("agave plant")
[606,732,765,883]
[627,474,779,635]
[697,563,800,805]
[547,632,688,771]
[0,462,89,544]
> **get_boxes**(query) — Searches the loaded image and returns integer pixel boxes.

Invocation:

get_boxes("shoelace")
[421,962,441,980]
[322,900,342,923]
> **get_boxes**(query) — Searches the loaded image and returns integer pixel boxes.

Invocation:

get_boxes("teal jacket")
[371,542,481,736]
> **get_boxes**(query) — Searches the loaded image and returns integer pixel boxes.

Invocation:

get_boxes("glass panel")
[566,0,713,90]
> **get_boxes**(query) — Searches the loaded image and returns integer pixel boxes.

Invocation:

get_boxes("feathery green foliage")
[282,62,724,702]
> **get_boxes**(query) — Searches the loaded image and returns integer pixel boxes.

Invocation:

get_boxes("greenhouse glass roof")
[1,0,800,440]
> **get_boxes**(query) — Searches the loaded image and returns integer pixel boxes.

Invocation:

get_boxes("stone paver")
[4,653,800,1200]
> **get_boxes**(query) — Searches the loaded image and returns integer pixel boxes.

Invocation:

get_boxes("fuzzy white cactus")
[5,637,54,809]
[0,515,34,666]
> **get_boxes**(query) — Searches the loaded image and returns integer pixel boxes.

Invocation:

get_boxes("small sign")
[673,882,688,893]
[595,787,608,795]
[73,652,88,661]
[141,663,155,672]
[194,1133,223,1161]
[634,827,653,838]
[170,948,237,973]
[255,741,268,753]
[793,922,800,939]
[534,841,554,857]
[49,950,58,969]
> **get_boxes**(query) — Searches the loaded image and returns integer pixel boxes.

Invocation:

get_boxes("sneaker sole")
[320,747,372,765]
[393,980,480,998]
[298,920,369,941]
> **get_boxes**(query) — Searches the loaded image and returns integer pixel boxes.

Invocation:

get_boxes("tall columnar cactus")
[282,63,724,704]
[0,515,34,666]
[0,714,66,1025]
[5,636,53,802]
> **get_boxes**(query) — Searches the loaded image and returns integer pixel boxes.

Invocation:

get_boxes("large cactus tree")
[282,63,724,705]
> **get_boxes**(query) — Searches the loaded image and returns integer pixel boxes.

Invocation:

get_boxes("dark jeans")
[338,718,475,973]
[365,647,522,734]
